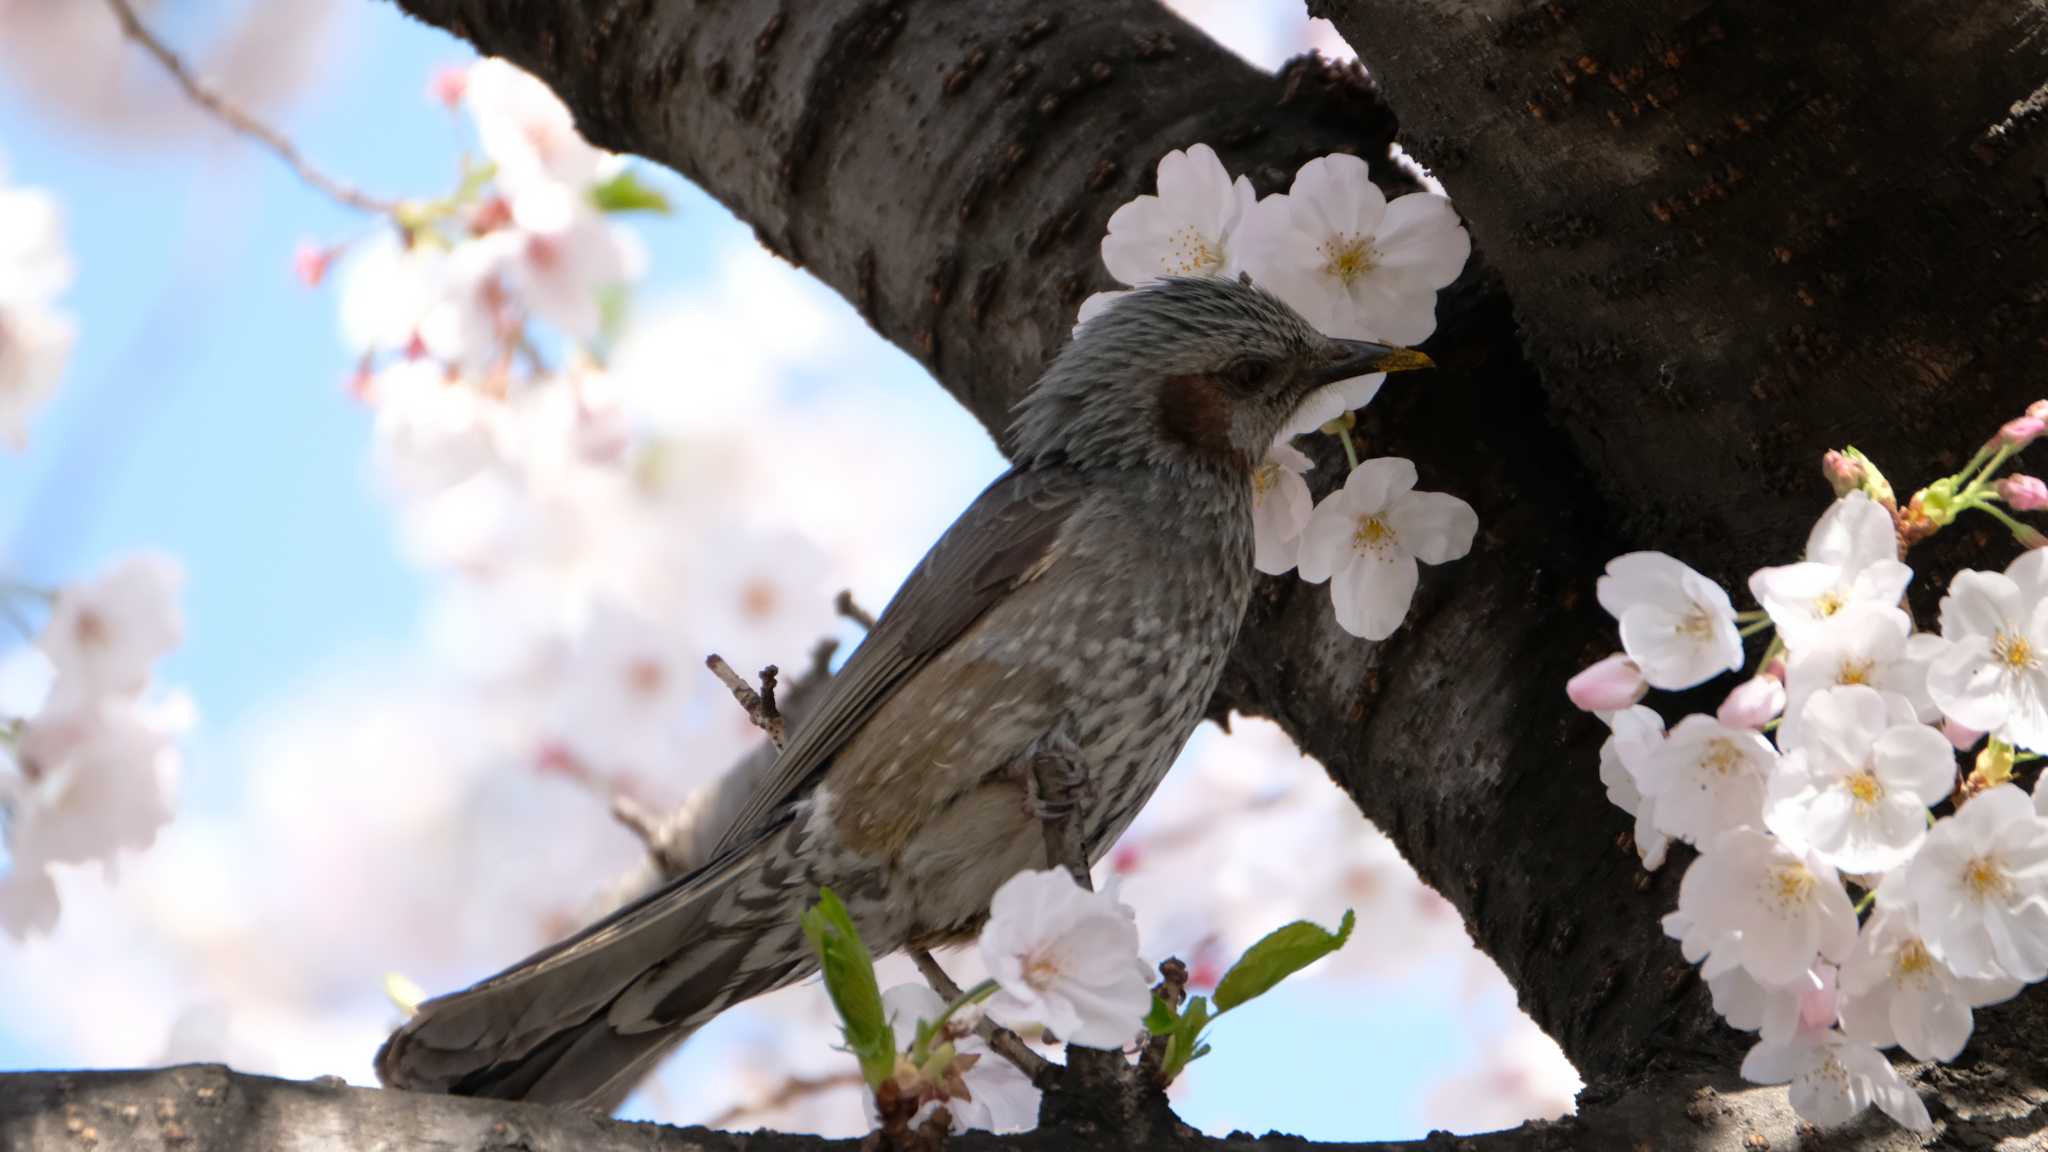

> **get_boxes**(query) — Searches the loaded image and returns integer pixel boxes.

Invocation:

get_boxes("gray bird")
[375,275,1430,1109]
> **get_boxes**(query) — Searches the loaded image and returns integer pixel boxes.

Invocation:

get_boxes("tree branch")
[0,1061,1981,1152]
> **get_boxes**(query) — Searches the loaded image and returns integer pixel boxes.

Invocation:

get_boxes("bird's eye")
[1220,359,1267,395]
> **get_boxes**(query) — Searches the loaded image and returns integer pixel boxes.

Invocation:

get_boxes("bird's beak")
[1314,338,1433,385]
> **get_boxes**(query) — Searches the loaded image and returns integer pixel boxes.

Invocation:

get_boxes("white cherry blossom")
[978,868,1152,1049]
[1277,370,1384,441]
[494,210,647,344]
[1717,673,1786,730]
[1237,153,1469,346]
[1296,457,1478,641]
[1837,904,2020,1063]
[1643,714,1777,846]
[369,360,505,495]
[1569,652,1648,716]
[1597,704,1668,869]
[0,179,73,305]
[1251,441,1315,575]
[1740,1028,1931,1133]
[5,692,186,872]
[1894,784,2048,981]
[39,552,185,701]
[1708,963,1838,1043]
[1101,144,1257,286]
[0,301,74,450]
[1765,685,1955,874]
[1747,492,1913,649]
[338,231,449,356]
[465,57,606,233]
[1595,552,1743,690]
[1926,551,2048,753]
[1778,604,1934,750]
[1673,826,1858,985]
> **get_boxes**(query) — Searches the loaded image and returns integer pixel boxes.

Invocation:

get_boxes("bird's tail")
[376,822,815,1109]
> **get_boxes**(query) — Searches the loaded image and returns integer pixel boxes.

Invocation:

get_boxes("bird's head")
[1011,276,1431,477]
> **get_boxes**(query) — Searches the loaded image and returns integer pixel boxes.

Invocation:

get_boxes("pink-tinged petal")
[1295,488,1359,585]
[1290,153,1385,239]
[1569,653,1647,713]
[1331,550,1418,641]
[1341,456,1418,513]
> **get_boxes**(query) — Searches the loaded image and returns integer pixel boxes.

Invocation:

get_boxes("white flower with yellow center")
[1100,144,1257,288]
[1595,552,1744,690]
[1895,784,2048,981]
[978,868,1153,1050]
[1675,826,1858,985]
[1739,1027,1932,1133]
[1765,685,1956,874]
[1598,704,1669,869]
[1296,457,1477,641]
[1236,153,1470,347]
[1926,551,2048,753]
[1778,604,1936,750]
[1644,714,1778,846]
[1250,441,1316,576]
[1837,905,2020,1063]
[1748,492,1914,650]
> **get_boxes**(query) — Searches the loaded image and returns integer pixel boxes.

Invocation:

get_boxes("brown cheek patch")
[1156,373,1247,469]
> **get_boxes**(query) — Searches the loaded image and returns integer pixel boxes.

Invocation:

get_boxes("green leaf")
[801,888,895,1086]
[590,168,672,214]
[1212,909,1355,1013]
[1144,993,1179,1036]
[1157,995,1212,1085]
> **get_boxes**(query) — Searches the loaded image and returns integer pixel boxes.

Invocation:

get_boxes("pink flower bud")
[427,64,468,109]
[291,239,332,288]
[2030,400,2048,422]
[1940,719,1983,751]
[1567,653,1647,713]
[1796,965,1839,1037]
[2001,416,2046,448]
[1716,674,1786,730]
[2001,474,2048,512]
[1821,450,1865,498]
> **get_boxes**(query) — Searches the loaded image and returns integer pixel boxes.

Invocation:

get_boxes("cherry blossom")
[1595,552,1744,690]
[1250,441,1314,575]
[1277,370,1384,441]
[1716,672,1786,730]
[1707,963,1820,1042]
[1764,685,1955,874]
[464,57,606,234]
[1739,1027,1931,1133]
[369,359,505,495]
[1673,826,1857,985]
[1747,492,1913,649]
[1926,550,2048,753]
[0,170,76,450]
[1295,457,1478,641]
[1238,153,1470,346]
[1642,714,1777,846]
[1837,904,2020,1063]
[978,868,1152,1049]
[869,983,1039,1134]
[1596,704,1668,869]
[39,553,185,702]
[1568,652,1647,715]
[1777,604,1935,750]
[1101,144,1256,286]
[1894,784,2048,982]
[337,231,449,356]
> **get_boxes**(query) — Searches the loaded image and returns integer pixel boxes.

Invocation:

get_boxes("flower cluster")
[0,157,76,450]
[1085,144,1476,640]
[1,554,191,939]
[1574,404,2048,1133]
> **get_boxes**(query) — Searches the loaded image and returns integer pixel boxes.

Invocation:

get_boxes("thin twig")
[701,1069,865,1129]
[103,0,400,216]
[835,589,878,631]
[910,949,1057,1089]
[706,654,786,749]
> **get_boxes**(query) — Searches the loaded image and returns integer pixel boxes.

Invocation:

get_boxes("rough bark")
[7,0,2044,1148]
[0,1062,1983,1152]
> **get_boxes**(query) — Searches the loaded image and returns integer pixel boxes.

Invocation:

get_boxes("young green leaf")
[1144,992,1179,1036]
[589,168,673,215]
[800,887,896,1086]
[1211,909,1355,1013]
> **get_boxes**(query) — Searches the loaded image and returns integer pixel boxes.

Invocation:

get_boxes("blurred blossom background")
[0,0,1577,1139]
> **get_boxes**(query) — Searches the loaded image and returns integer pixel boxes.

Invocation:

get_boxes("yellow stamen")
[1702,739,1748,776]
[1837,658,1874,686]
[1771,863,1817,907]
[1994,630,2037,670]
[1965,855,2010,901]
[1815,589,1845,617]
[1352,515,1394,552]
[1895,937,1933,979]
[1846,771,1884,808]
[1167,226,1226,276]
[1320,234,1378,285]
[1253,463,1280,498]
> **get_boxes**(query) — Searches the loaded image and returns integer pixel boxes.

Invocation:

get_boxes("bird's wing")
[707,463,1085,858]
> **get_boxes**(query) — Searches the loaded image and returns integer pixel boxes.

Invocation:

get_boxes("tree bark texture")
[8,0,2046,1148]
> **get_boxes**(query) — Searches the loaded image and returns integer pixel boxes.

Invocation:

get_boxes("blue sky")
[0,3,1513,1140]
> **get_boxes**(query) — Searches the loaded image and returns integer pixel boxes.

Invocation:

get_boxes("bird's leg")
[908,948,1057,1088]
[1022,718,1091,888]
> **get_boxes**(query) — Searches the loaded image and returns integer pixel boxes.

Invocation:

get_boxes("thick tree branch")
[1,1061,2002,1152]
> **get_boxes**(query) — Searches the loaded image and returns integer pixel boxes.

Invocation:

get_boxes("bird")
[375,274,1431,1109]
